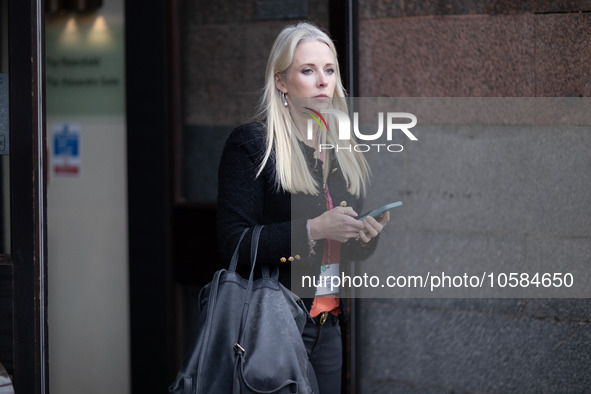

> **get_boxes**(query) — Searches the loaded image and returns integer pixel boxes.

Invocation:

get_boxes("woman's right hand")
[308,207,365,243]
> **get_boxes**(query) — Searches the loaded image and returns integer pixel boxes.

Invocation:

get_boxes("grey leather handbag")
[169,225,312,394]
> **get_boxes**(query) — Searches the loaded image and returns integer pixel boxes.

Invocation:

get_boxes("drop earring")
[281,91,289,107]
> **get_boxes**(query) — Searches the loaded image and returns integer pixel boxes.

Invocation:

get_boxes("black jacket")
[216,122,377,301]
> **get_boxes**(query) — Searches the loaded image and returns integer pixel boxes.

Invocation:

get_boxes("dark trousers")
[302,317,342,394]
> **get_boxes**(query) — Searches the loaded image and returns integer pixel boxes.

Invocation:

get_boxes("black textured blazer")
[216,122,377,301]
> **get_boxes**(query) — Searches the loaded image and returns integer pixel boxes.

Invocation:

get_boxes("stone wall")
[357,1,591,392]
[358,2,591,97]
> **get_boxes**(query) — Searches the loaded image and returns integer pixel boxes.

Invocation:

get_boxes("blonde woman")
[217,22,389,394]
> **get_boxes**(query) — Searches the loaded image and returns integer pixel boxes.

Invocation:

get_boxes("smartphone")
[359,201,402,221]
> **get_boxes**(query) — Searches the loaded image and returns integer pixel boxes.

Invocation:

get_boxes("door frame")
[8,0,48,392]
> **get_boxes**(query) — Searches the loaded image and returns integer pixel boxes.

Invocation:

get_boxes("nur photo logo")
[303,107,418,153]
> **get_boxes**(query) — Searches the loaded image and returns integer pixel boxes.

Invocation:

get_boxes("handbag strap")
[246,225,263,287]
[228,226,278,280]
[229,225,282,357]
[228,228,249,272]
[234,225,263,357]
[232,226,301,394]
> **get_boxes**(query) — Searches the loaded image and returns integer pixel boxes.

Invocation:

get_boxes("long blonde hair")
[257,22,370,197]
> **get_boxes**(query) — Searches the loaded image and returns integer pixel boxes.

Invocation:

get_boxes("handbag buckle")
[233,343,246,355]
[319,311,329,325]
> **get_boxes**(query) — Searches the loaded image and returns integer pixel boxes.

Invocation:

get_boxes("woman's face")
[276,40,337,105]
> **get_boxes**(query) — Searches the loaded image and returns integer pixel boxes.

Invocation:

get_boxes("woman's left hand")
[357,211,390,244]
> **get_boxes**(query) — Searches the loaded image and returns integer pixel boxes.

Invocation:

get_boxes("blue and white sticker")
[53,123,81,176]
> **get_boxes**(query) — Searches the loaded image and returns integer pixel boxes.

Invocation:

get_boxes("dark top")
[216,122,377,302]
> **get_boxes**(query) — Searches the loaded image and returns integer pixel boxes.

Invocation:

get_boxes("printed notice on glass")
[53,123,81,177]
